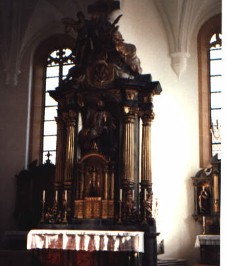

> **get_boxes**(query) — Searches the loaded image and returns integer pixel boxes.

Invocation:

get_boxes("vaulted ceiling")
[0,0,221,85]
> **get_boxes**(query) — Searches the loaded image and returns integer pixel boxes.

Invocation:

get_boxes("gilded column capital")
[123,106,138,123]
[139,111,155,125]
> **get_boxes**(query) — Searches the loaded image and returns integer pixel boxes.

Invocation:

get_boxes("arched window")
[198,14,221,167]
[209,32,222,158]
[29,34,76,165]
[43,48,76,164]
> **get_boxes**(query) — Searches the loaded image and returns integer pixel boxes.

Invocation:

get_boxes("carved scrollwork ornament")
[86,60,115,88]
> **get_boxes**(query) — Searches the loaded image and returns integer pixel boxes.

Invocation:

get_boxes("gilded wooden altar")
[20,1,162,265]
[44,1,162,227]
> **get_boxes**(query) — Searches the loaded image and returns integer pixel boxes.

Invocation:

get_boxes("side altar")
[15,1,162,265]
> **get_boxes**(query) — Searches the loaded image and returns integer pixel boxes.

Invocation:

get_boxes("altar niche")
[192,154,220,234]
[45,0,162,226]
[75,153,115,220]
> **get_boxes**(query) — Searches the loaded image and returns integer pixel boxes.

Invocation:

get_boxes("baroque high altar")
[29,1,162,265]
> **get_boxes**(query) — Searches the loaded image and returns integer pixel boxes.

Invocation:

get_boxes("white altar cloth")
[27,229,144,253]
[195,234,220,247]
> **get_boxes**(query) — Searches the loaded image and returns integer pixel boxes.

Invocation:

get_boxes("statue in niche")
[78,95,117,159]
[87,167,100,197]
[198,185,211,214]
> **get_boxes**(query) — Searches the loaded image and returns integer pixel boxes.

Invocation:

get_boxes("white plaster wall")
[0,0,221,265]
[119,1,201,264]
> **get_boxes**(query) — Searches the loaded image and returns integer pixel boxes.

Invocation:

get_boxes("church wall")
[119,1,201,265]
[0,0,221,265]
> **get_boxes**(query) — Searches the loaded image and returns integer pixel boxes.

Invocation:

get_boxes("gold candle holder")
[40,190,46,223]
[142,188,147,224]
[62,190,68,224]
[202,216,206,234]
[117,200,122,224]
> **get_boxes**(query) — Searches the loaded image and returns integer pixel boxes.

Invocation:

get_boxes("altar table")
[27,229,144,252]
[27,229,145,266]
[195,235,220,265]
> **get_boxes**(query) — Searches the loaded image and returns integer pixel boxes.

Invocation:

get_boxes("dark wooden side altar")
[22,1,162,265]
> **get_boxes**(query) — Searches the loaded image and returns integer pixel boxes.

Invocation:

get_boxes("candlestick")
[117,199,122,224]
[144,188,147,201]
[65,190,67,202]
[55,190,58,202]
[120,189,122,201]
[202,216,206,234]
[213,174,219,199]
[42,190,46,202]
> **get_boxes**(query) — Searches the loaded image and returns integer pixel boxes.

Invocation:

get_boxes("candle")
[213,174,219,200]
[120,189,122,201]
[203,216,206,234]
[55,190,58,201]
[65,190,67,202]
[144,188,147,201]
[42,190,46,201]
[132,189,134,201]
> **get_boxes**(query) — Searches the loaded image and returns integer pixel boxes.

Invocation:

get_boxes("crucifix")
[45,151,52,164]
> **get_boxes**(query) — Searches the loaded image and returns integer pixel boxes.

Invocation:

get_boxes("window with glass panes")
[42,48,75,164]
[209,33,222,159]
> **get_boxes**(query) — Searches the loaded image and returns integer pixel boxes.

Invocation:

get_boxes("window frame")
[198,14,221,167]
[29,34,75,164]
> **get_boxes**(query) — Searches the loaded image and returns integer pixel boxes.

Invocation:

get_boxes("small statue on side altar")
[198,185,211,215]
